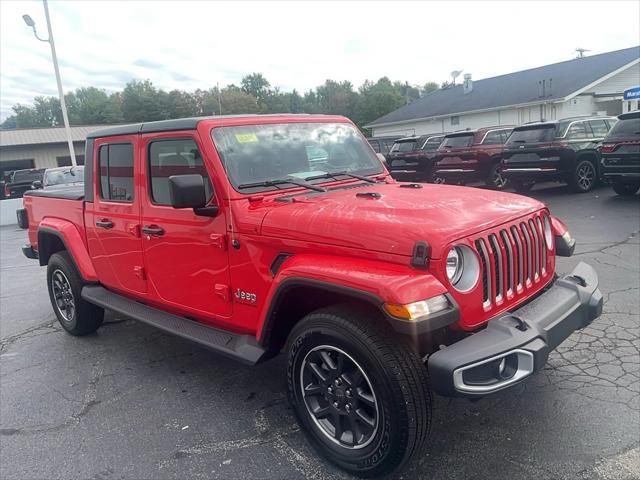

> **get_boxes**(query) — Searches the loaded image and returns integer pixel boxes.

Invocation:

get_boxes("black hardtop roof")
[86,114,331,139]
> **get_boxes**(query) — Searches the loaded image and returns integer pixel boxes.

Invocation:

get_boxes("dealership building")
[366,46,640,137]
[0,125,103,179]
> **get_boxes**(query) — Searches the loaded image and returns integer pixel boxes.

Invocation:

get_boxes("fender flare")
[37,218,98,282]
[256,253,452,346]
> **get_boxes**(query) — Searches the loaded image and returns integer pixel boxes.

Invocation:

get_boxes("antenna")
[450,70,463,85]
[575,48,590,58]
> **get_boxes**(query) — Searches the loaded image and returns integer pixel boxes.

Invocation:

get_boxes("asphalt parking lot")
[1,183,639,480]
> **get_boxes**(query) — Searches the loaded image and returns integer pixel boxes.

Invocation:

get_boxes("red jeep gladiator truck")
[18,114,602,477]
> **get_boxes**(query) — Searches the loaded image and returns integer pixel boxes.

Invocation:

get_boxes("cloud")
[1,0,639,121]
[133,58,165,70]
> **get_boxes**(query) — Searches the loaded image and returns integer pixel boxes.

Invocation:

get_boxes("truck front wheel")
[47,251,104,336]
[286,305,432,477]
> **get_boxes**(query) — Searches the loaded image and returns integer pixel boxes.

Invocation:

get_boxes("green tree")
[315,80,357,117]
[65,87,123,124]
[166,89,199,118]
[122,80,167,122]
[354,77,405,127]
[241,73,270,106]
[422,81,439,95]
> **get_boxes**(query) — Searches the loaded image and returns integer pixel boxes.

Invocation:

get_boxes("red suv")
[433,127,514,189]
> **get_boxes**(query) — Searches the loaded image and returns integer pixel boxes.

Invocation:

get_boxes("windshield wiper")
[237,177,327,192]
[304,171,377,184]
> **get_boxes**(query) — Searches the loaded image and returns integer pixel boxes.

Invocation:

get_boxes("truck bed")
[22,185,86,254]
[24,184,84,200]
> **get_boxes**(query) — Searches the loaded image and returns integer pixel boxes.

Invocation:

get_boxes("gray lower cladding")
[428,261,602,397]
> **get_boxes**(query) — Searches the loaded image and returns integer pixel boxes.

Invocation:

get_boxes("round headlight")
[446,245,480,292]
[543,215,553,250]
[446,248,462,284]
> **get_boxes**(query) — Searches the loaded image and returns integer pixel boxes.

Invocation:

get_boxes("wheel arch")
[37,221,98,282]
[259,278,386,353]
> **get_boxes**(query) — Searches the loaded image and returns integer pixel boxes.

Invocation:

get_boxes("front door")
[88,136,147,295]
[139,132,232,321]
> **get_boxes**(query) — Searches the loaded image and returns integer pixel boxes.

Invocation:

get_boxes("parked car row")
[370,112,639,196]
[2,166,84,199]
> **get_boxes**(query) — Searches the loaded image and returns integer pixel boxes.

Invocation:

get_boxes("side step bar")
[82,286,266,365]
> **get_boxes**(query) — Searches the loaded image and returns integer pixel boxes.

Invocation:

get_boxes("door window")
[148,138,213,205]
[482,130,504,145]
[99,143,134,202]
[566,122,589,139]
[588,120,609,138]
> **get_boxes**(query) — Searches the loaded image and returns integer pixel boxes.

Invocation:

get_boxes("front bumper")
[428,261,602,397]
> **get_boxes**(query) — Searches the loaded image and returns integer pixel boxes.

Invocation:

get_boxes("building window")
[56,155,85,167]
[451,116,460,126]
[99,143,134,202]
[148,138,212,205]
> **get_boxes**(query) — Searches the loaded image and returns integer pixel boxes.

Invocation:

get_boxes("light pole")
[23,0,77,167]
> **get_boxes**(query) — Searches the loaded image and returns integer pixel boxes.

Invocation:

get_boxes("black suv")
[599,111,639,196]
[501,116,617,193]
[3,168,45,199]
[367,136,402,157]
[386,134,446,182]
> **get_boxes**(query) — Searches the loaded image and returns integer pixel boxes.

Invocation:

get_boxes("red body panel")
[23,114,560,339]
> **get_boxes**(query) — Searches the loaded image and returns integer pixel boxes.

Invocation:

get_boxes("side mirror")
[31,180,43,189]
[168,174,218,217]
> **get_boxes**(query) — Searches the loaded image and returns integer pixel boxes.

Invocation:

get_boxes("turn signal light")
[384,295,449,321]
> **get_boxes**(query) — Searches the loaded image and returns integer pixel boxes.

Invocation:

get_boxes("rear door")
[87,136,147,295]
[139,132,232,320]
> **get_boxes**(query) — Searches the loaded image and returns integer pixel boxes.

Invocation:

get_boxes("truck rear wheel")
[47,251,104,336]
[286,304,431,477]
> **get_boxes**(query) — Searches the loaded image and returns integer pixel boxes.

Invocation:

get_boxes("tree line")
[0,73,442,132]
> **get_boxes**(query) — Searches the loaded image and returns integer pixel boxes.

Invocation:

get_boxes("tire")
[569,159,597,193]
[612,182,640,196]
[429,170,446,184]
[486,163,509,190]
[513,181,534,193]
[286,304,432,477]
[47,251,104,336]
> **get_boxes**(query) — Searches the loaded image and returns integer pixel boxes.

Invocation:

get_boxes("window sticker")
[235,133,259,143]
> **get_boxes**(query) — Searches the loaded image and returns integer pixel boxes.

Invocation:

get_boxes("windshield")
[211,122,383,192]
[12,169,44,183]
[606,117,640,140]
[390,140,417,153]
[44,167,84,186]
[506,126,556,144]
[441,134,473,148]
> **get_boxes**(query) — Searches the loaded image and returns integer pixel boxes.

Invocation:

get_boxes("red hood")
[260,183,545,259]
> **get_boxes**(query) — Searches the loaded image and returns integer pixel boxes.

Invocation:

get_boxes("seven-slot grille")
[474,213,550,309]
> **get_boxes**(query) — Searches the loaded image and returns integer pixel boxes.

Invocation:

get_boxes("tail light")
[4,184,10,198]
[600,143,616,153]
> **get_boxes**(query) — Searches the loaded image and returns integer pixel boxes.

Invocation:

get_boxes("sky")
[1,0,639,121]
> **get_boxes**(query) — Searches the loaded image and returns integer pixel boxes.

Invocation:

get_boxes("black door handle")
[96,219,114,229]
[142,225,165,236]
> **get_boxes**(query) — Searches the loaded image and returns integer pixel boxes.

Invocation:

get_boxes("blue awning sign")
[623,86,640,100]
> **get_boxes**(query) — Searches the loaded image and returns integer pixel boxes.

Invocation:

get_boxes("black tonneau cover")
[24,184,84,201]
